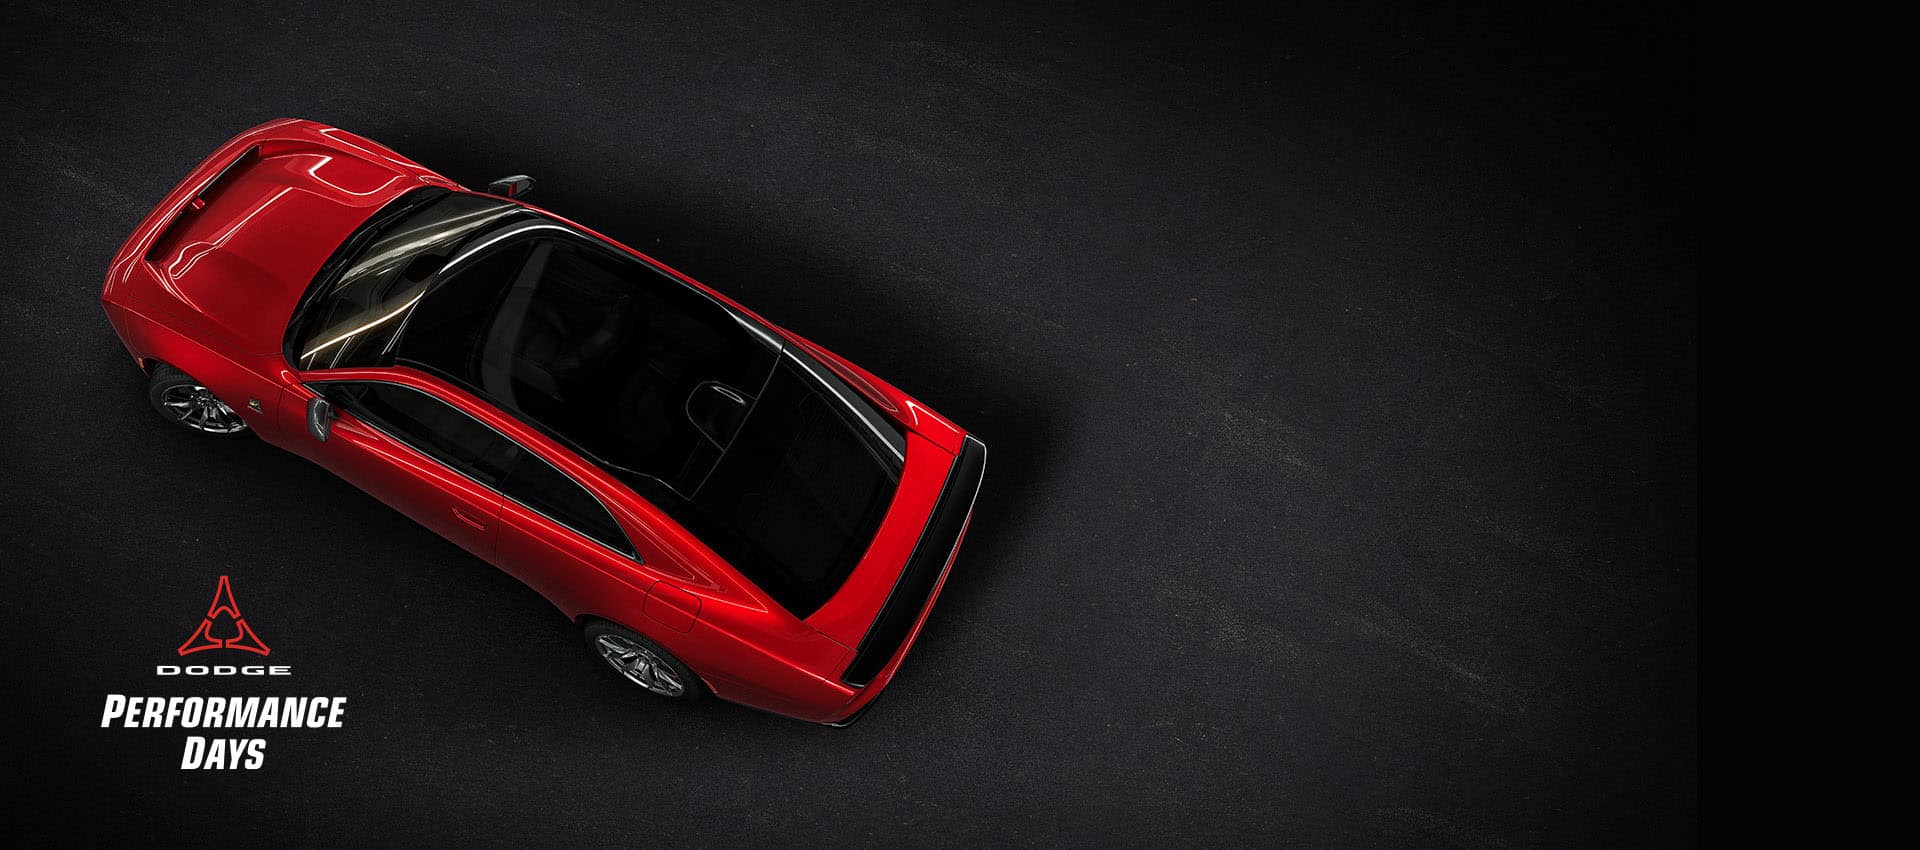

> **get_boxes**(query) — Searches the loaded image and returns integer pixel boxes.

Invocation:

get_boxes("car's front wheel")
[147,364,248,435]
[583,621,704,701]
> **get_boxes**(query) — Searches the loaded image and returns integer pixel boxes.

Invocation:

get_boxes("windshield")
[289,190,520,370]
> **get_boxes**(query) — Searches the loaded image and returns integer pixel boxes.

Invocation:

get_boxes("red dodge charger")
[102,119,985,725]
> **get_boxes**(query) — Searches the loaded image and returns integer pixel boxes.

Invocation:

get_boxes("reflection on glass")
[293,193,518,369]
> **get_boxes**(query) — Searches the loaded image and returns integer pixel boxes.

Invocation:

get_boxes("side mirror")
[306,396,335,442]
[484,174,536,198]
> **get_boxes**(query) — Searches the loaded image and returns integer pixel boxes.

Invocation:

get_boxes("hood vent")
[144,145,261,263]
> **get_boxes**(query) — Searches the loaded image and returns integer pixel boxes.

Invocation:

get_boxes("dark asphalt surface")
[2,2,1695,846]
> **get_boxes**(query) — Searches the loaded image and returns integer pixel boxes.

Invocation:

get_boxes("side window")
[320,380,634,558]
[321,382,518,485]
[498,452,635,556]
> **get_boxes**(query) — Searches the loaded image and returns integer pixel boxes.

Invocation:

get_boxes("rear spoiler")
[841,435,986,687]
[144,145,261,263]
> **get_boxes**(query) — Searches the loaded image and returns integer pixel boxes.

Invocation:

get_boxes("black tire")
[583,621,705,701]
[147,363,250,436]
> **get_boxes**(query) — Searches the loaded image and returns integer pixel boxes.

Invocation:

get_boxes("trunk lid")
[804,433,985,676]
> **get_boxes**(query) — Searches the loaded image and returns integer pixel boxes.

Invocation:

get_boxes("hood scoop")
[145,146,260,263]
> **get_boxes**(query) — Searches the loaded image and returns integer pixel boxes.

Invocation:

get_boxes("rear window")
[672,355,904,618]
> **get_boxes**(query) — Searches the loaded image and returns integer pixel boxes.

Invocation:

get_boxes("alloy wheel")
[160,384,247,434]
[594,633,686,696]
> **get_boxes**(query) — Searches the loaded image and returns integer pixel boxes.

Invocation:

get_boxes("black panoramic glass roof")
[294,191,908,617]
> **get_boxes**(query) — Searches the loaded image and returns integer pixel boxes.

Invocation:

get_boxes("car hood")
[141,132,439,354]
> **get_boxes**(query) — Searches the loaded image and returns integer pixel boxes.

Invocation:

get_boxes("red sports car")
[101,119,985,725]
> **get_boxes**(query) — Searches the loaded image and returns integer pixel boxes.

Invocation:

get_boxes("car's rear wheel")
[584,621,703,701]
[147,364,249,435]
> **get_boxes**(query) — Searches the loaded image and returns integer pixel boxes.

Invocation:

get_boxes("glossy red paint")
[101,119,978,725]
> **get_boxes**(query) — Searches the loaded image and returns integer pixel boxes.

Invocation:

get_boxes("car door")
[485,447,700,630]
[280,380,509,561]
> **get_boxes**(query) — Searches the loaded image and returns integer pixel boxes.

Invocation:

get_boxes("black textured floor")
[2,2,1695,846]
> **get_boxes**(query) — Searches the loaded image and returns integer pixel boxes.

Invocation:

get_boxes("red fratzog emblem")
[178,575,271,656]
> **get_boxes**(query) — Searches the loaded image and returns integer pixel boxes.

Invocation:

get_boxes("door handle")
[453,505,489,530]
